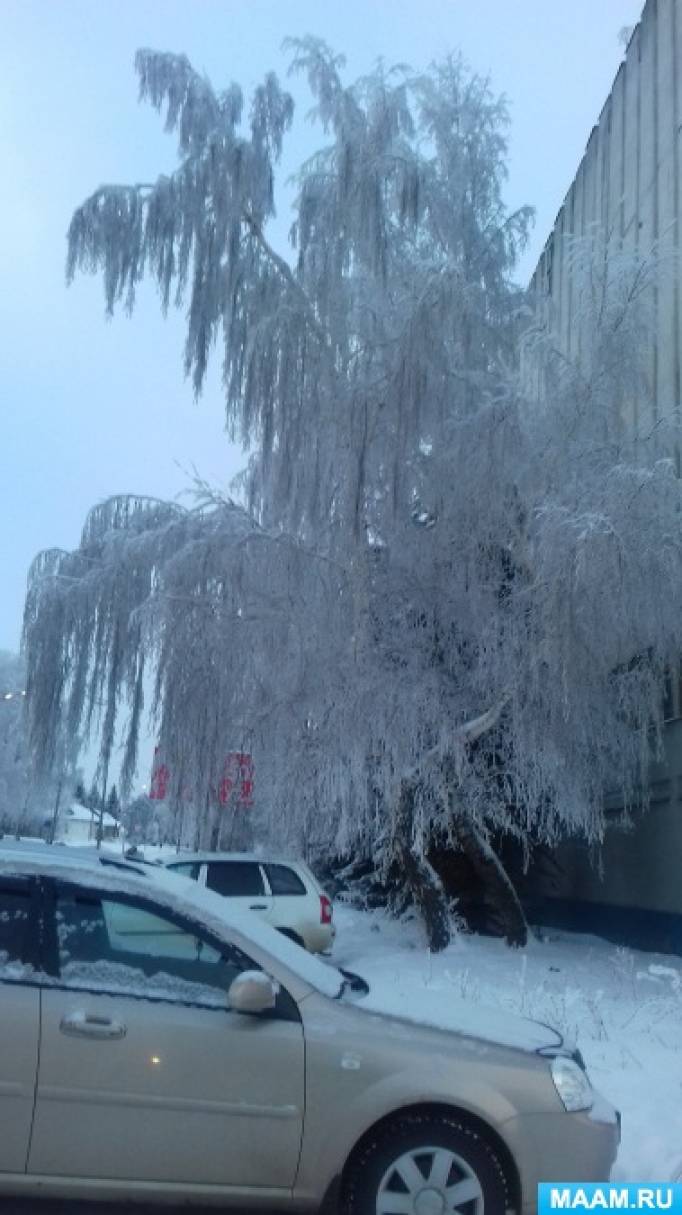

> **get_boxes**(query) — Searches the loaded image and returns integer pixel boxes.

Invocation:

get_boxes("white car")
[162,852,335,953]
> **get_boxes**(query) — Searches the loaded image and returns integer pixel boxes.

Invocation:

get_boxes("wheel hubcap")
[414,1186,447,1215]
[376,1146,484,1215]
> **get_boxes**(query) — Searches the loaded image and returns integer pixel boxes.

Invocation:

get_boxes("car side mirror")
[228,970,278,1015]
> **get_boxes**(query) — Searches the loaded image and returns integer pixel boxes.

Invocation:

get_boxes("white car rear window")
[264,864,306,896]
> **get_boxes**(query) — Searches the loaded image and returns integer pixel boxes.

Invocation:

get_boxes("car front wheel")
[344,1112,510,1215]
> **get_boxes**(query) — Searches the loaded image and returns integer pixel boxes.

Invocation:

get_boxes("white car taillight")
[320,894,333,925]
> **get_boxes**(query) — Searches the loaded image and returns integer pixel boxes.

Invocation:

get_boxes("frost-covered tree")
[23,44,682,949]
[120,792,172,849]
[65,42,529,542]
[0,652,30,829]
[0,652,73,838]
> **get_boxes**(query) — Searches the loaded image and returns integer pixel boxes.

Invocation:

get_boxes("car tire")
[276,927,306,949]
[344,1111,510,1215]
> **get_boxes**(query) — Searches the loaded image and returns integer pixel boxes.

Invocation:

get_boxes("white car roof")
[164,852,307,868]
[0,844,340,999]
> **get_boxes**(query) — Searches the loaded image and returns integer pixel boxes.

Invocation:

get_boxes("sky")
[1,0,645,655]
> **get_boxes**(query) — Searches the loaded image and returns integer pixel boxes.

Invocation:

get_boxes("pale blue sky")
[1,0,643,652]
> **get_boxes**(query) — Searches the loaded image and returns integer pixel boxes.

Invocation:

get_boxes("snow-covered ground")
[331,904,682,1184]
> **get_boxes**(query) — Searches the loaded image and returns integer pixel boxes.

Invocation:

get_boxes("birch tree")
[23,44,682,948]
[0,653,30,829]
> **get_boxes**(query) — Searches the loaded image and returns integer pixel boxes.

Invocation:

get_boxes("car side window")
[205,861,264,897]
[54,886,256,1009]
[0,883,33,978]
[264,864,307,897]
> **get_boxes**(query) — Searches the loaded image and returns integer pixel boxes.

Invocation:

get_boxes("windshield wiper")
[98,856,148,876]
[336,967,369,999]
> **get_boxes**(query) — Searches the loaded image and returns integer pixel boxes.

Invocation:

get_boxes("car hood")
[351,989,572,1058]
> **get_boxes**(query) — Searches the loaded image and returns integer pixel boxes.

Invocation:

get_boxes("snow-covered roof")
[65,801,118,827]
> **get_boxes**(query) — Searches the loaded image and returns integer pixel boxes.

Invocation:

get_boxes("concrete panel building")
[532,0,682,462]
[527,0,682,951]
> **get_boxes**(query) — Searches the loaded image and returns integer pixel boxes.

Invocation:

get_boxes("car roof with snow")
[0,839,147,875]
[0,841,341,998]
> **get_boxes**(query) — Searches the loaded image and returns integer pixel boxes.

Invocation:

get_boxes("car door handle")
[60,1011,127,1040]
[249,903,267,910]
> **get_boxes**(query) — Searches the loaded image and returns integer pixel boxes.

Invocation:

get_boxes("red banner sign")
[150,748,253,808]
[218,752,254,808]
[149,747,169,800]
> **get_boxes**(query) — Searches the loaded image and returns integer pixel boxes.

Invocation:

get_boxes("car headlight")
[550,1056,594,1113]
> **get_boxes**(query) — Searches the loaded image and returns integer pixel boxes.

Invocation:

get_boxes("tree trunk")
[199,790,219,851]
[48,776,63,845]
[391,778,451,952]
[450,818,528,947]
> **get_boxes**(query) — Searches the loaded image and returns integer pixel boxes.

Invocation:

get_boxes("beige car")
[0,843,619,1215]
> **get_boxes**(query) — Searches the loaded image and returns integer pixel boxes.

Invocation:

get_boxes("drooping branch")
[242,211,330,349]
[454,694,511,746]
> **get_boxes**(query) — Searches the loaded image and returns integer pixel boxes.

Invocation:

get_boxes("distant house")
[55,801,120,845]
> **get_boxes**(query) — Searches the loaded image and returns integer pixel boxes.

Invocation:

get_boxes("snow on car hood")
[358,985,569,1056]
